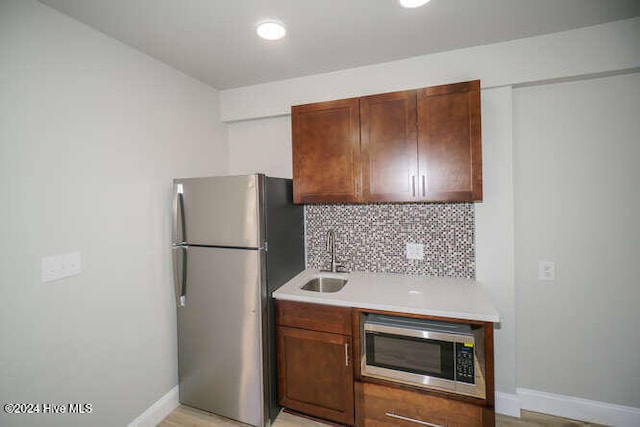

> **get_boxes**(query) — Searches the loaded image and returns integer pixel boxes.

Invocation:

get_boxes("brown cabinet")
[291,80,482,203]
[361,90,418,202]
[418,81,482,201]
[355,382,491,427]
[292,98,361,204]
[275,301,494,427]
[276,301,354,425]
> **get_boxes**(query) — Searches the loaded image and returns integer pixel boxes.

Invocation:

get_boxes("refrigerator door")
[173,175,264,248]
[177,246,265,426]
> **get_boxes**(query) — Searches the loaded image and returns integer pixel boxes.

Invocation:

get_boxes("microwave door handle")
[385,412,443,427]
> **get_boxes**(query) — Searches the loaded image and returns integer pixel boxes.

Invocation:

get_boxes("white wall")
[474,87,517,413]
[221,17,640,122]
[0,1,227,426]
[228,116,291,178]
[223,17,640,419]
[513,73,640,407]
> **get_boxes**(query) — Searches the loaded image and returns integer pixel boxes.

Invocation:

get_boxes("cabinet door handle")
[344,343,349,367]
[421,174,426,197]
[385,412,444,427]
[411,175,416,197]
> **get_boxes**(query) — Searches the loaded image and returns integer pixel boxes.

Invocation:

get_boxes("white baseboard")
[495,392,521,418]
[517,388,640,427]
[128,385,180,427]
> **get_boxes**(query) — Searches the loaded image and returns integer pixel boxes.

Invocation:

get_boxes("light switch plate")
[42,255,62,282]
[42,252,81,282]
[63,252,82,276]
[406,243,424,260]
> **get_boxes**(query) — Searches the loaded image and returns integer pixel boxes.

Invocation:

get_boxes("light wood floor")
[160,405,605,427]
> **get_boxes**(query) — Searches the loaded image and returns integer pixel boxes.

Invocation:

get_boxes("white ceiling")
[39,0,640,90]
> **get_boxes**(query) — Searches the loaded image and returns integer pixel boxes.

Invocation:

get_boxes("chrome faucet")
[323,229,347,273]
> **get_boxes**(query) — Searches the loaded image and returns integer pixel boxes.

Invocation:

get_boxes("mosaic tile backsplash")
[305,203,475,278]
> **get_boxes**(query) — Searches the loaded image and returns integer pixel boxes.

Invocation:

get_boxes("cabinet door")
[277,326,354,425]
[361,90,418,202]
[292,98,361,203]
[418,80,482,201]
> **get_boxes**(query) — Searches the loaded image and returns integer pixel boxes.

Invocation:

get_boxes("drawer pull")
[385,412,444,427]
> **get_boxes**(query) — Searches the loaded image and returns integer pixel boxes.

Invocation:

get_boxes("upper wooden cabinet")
[292,98,361,203]
[291,80,482,203]
[418,80,482,201]
[361,90,418,202]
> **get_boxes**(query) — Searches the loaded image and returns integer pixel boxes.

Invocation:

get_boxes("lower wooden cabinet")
[275,301,494,427]
[355,382,491,427]
[277,325,354,425]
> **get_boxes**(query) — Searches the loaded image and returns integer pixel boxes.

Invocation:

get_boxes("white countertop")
[273,269,500,323]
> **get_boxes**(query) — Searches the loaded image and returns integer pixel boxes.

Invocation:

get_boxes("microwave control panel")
[455,343,475,384]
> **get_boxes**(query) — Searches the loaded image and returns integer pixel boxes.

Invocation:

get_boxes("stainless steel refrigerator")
[171,174,304,426]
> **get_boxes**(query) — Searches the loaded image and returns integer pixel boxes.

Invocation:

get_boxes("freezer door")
[173,175,264,248]
[177,246,265,426]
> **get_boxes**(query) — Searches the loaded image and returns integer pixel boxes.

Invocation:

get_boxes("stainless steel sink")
[301,277,348,293]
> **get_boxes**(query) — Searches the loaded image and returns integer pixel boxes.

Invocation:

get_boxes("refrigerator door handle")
[172,246,188,307]
[173,183,186,244]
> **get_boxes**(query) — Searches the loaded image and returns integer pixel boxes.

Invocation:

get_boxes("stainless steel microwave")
[361,314,486,399]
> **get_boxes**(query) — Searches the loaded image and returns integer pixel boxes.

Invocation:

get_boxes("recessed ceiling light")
[256,21,286,41]
[398,0,431,8]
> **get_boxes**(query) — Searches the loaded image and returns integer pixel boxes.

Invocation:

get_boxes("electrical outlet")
[538,260,555,281]
[406,243,424,260]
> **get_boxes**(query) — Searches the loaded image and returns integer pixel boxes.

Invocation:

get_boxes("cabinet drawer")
[276,300,351,335]
[358,382,483,427]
